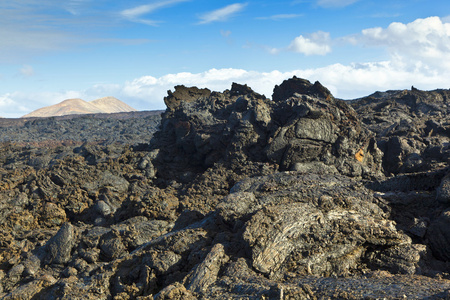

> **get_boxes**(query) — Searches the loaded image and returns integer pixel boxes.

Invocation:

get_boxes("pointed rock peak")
[164,85,212,110]
[272,76,333,102]
[228,82,256,97]
[230,82,266,99]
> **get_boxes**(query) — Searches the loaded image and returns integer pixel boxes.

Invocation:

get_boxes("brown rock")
[41,202,67,227]
[164,85,211,110]
[154,282,195,300]
[186,243,229,293]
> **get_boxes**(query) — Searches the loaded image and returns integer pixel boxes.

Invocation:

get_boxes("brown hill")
[22,97,136,118]
[90,97,137,114]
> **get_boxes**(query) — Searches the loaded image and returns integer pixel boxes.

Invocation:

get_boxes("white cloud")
[297,61,449,98]
[198,3,247,24]
[352,16,450,73]
[287,31,332,55]
[317,0,359,8]
[121,0,189,26]
[0,94,18,111]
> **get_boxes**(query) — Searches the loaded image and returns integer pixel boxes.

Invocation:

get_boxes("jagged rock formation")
[1,78,450,299]
[351,88,450,281]
[155,79,382,181]
[350,88,450,175]
[272,75,333,102]
[22,96,137,118]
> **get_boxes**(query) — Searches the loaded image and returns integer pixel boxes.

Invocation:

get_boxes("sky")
[1,0,450,118]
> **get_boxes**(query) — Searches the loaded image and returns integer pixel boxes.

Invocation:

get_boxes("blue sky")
[1,0,450,117]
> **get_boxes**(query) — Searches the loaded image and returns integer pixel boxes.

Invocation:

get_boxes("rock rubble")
[1,77,450,299]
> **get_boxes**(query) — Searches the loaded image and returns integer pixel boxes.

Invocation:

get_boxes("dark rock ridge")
[0,110,162,145]
[1,78,450,299]
[272,75,334,102]
[350,87,450,175]
[155,79,382,181]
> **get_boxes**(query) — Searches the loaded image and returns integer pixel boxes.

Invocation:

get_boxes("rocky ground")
[0,111,162,145]
[1,77,450,299]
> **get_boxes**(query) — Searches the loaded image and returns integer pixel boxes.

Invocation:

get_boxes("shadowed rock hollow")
[2,77,450,299]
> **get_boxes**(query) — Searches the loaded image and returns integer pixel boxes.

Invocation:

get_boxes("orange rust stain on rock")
[355,149,364,162]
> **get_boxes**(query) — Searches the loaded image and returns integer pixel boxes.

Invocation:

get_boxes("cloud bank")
[2,62,449,118]
[357,16,450,72]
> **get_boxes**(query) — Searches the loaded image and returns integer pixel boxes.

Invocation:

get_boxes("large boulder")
[44,223,76,265]
[151,77,383,180]
[164,85,211,110]
[220,172,416,278]
[272,76,333,102]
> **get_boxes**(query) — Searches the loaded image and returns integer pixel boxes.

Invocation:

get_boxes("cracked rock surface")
[1,77,450,299]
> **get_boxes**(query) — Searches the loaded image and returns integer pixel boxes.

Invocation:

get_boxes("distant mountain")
[22,97,137,118]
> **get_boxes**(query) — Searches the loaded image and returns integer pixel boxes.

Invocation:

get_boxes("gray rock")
[23,252,42,277]
[367,244,427,275]
[243,201,408,277]
[4,78,450,299]
[62,266,78,278]
[290,161,338,174]
[427,209,450,261]
[164,85,212,110]
[409,217,429,238]
[351,88,450,175]
[45,222,76,265]
[126,219,174,248]
[436,173,450,203]
[95,200,112,217]
[153,79,381,180]
[144,250,182,274]
[2,278,47,300]
[220,172,411,278]
[217,192,257,221]
[186,243,229,293]
[154,282,195,300]
[99,231,126,261]
[272,76,333,102]
[83,170,129,194]
[7,264,24,283]
[294,117,338,143]
[82,226,111,248]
